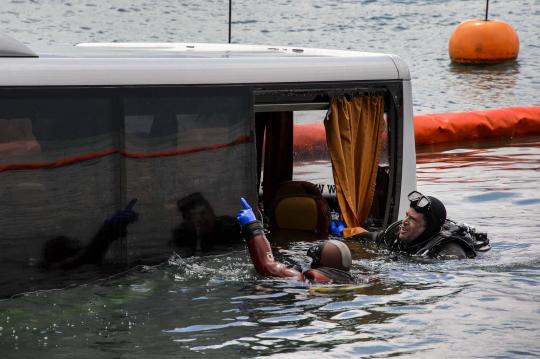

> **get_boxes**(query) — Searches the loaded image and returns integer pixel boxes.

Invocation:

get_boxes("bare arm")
[237,199,303,280]
[244,222,303,280]
[247,232,304,280]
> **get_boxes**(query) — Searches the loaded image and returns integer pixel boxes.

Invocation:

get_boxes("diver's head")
[42,235,82,266]
[399,191,447,242]
[307,239,352,272]
[177,192,216,233]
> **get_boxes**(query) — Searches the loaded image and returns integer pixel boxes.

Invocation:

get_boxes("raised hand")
[237,197,256,227]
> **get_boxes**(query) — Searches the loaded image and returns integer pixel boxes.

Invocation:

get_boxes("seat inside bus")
[270,181,330,236]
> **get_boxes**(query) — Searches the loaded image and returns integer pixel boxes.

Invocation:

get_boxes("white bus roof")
[0,40,410,86]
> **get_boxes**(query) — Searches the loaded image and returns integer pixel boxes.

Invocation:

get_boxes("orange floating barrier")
[414,106,540,146]
[293,106,540,154]
[293,122,328,157]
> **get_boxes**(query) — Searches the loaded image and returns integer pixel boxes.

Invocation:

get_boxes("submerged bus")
[0,34,416,296]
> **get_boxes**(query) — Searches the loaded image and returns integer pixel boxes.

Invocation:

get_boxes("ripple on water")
[467,191,518,202]
[164,321,258,333]
[259,314,311,323]
[514,198,540,205]
[330,309,370,320]
[257,319,336,341]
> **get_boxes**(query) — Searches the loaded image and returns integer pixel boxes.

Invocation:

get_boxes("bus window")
[0,93,118,296]
[292,109,390,228]
[123,87,255,258]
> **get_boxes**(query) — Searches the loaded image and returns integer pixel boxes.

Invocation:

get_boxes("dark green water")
[1,137,539,358]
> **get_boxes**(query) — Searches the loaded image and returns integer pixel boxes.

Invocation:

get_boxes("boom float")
[293,106,540,153]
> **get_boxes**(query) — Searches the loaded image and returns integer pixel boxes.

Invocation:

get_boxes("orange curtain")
[324,96,385,237]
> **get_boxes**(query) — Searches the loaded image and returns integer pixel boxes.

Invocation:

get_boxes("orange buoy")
[449,0,519,63]
[449,19,519,64]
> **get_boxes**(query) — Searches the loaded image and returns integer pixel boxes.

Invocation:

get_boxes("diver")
[355,191,490,259]
[172,192,242,256]
[237,198,354,284]
[42,199,139,269]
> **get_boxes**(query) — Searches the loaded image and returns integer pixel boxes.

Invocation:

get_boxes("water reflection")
[172,192,243,257]
[1,138,540,357]
[416,136,540,171]
[448,61,521,86]
[446,61,521,110]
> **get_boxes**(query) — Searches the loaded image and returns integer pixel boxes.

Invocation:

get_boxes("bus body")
[0,34,416,296]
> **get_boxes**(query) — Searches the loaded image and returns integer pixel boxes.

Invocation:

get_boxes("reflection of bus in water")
[0,34,415,296]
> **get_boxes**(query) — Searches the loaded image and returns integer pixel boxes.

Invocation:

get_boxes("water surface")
[1,137,539,358]
[1,1,539,357]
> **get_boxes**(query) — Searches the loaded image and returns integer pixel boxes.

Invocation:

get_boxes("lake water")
[1,137,539,358]
[1,0,540,358]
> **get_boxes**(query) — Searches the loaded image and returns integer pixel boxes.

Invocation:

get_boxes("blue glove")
[105,208,139,227]
[237,197,256,227]
[329,219,345,236]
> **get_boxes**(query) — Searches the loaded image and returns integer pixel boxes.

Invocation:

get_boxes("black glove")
[240,220,264,241]
[105,208,138,226]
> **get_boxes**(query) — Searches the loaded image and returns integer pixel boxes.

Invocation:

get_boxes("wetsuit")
[42,205,139,269]
[172,215,242,253]
[361,219,483,259]
[242,221,353,284]
[237,198,353,284]
[42,220,132,270]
